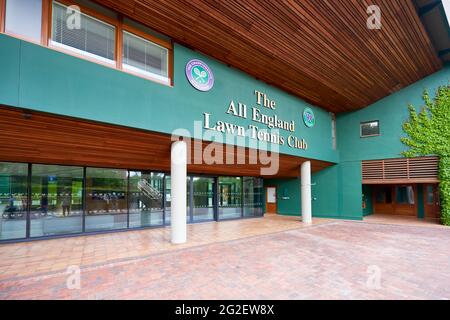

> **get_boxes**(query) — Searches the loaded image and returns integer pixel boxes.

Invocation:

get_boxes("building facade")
[0,0,449,242]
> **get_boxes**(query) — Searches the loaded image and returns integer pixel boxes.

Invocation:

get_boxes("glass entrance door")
[192,176,215,222]
[424,184,441,220]
[218,177,242,220]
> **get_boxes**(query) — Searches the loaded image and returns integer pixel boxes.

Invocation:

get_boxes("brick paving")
[0,217,449,300]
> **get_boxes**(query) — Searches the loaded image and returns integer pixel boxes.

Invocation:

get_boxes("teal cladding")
[1,32,450,222]
[0,34,338,163]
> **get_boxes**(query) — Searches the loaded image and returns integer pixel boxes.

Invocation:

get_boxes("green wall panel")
[338,161,363,220]
[0,34,338,163]
[337,66,450,162]
[0,35,21,107]
[312,165,339,218]
[264,178,301,216]
[362,185,373,216]
[266,162,363,220]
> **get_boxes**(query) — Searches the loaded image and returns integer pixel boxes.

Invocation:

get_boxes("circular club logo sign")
[186,59,214,92]
[303,108,315,128]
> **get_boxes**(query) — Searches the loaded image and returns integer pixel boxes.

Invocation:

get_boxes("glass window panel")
[0,162,28,240]
[85,168,127,232]
[129,171,164,228]
[396,186,415,205]
[218,177,242,220]
[123,31,169,82]
[192,177,215,222]
[426,185,434,204]
[361,121,380,137]
[51,2,116,63]
[5,0,42,42]
[243,177,264,217]
[30,165,83,237]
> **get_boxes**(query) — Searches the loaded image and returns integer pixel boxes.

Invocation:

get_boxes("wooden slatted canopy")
[93,0,442,112]
[0,106,332,178]
[362,157,439,184]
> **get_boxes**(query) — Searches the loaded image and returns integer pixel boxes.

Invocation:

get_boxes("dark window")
[375,186,392,204]
[360,121,380,137]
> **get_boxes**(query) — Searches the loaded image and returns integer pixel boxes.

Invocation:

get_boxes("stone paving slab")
[0,221,449,300]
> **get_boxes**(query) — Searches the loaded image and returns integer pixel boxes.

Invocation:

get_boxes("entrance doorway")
[369,183,441,221]
[266,186,277,214]
[192,176,215,223]
[164,175,264,226]
[424,184,441,220]
[373,184,417,216]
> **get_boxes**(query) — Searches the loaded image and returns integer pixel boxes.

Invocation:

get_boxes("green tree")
[401,86,450,225]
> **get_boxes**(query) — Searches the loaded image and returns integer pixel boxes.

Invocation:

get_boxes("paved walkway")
[0,216,449,300]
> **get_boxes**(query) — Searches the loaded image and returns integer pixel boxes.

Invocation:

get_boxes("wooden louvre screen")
[362,156,439,184]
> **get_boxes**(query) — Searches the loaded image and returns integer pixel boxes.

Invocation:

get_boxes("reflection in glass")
[243,177,264,217]
[129,171,164,228]
[85,168,128,231]
[192,177,215,222]
[396,186,415,205]
[30,165,83,237]
[0,162,28,240]
[218,177,242,220]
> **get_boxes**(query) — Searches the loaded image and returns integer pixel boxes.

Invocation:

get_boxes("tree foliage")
[401,86,450,225]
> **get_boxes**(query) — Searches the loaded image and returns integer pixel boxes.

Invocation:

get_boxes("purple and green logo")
[186,59,214,92]
[303,107,315,128]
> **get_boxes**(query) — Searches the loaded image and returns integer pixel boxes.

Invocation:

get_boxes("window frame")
[0,0,5,33]
[0,0,173,87]
[49,0,119,67]
[360,120,380,138]
[122,27,172,85]
[2,0,46,45]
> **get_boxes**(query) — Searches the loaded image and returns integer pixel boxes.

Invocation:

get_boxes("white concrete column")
[301,161,312,225]
[171,141,187,244]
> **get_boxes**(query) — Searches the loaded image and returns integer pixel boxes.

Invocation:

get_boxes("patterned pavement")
[0,216,449,300]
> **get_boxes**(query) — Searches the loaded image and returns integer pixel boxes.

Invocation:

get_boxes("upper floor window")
[123,31,169,84]
[1,0,173,85]
[51,1,116,64]
[360,120,380,138]
[4,0,42,43]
